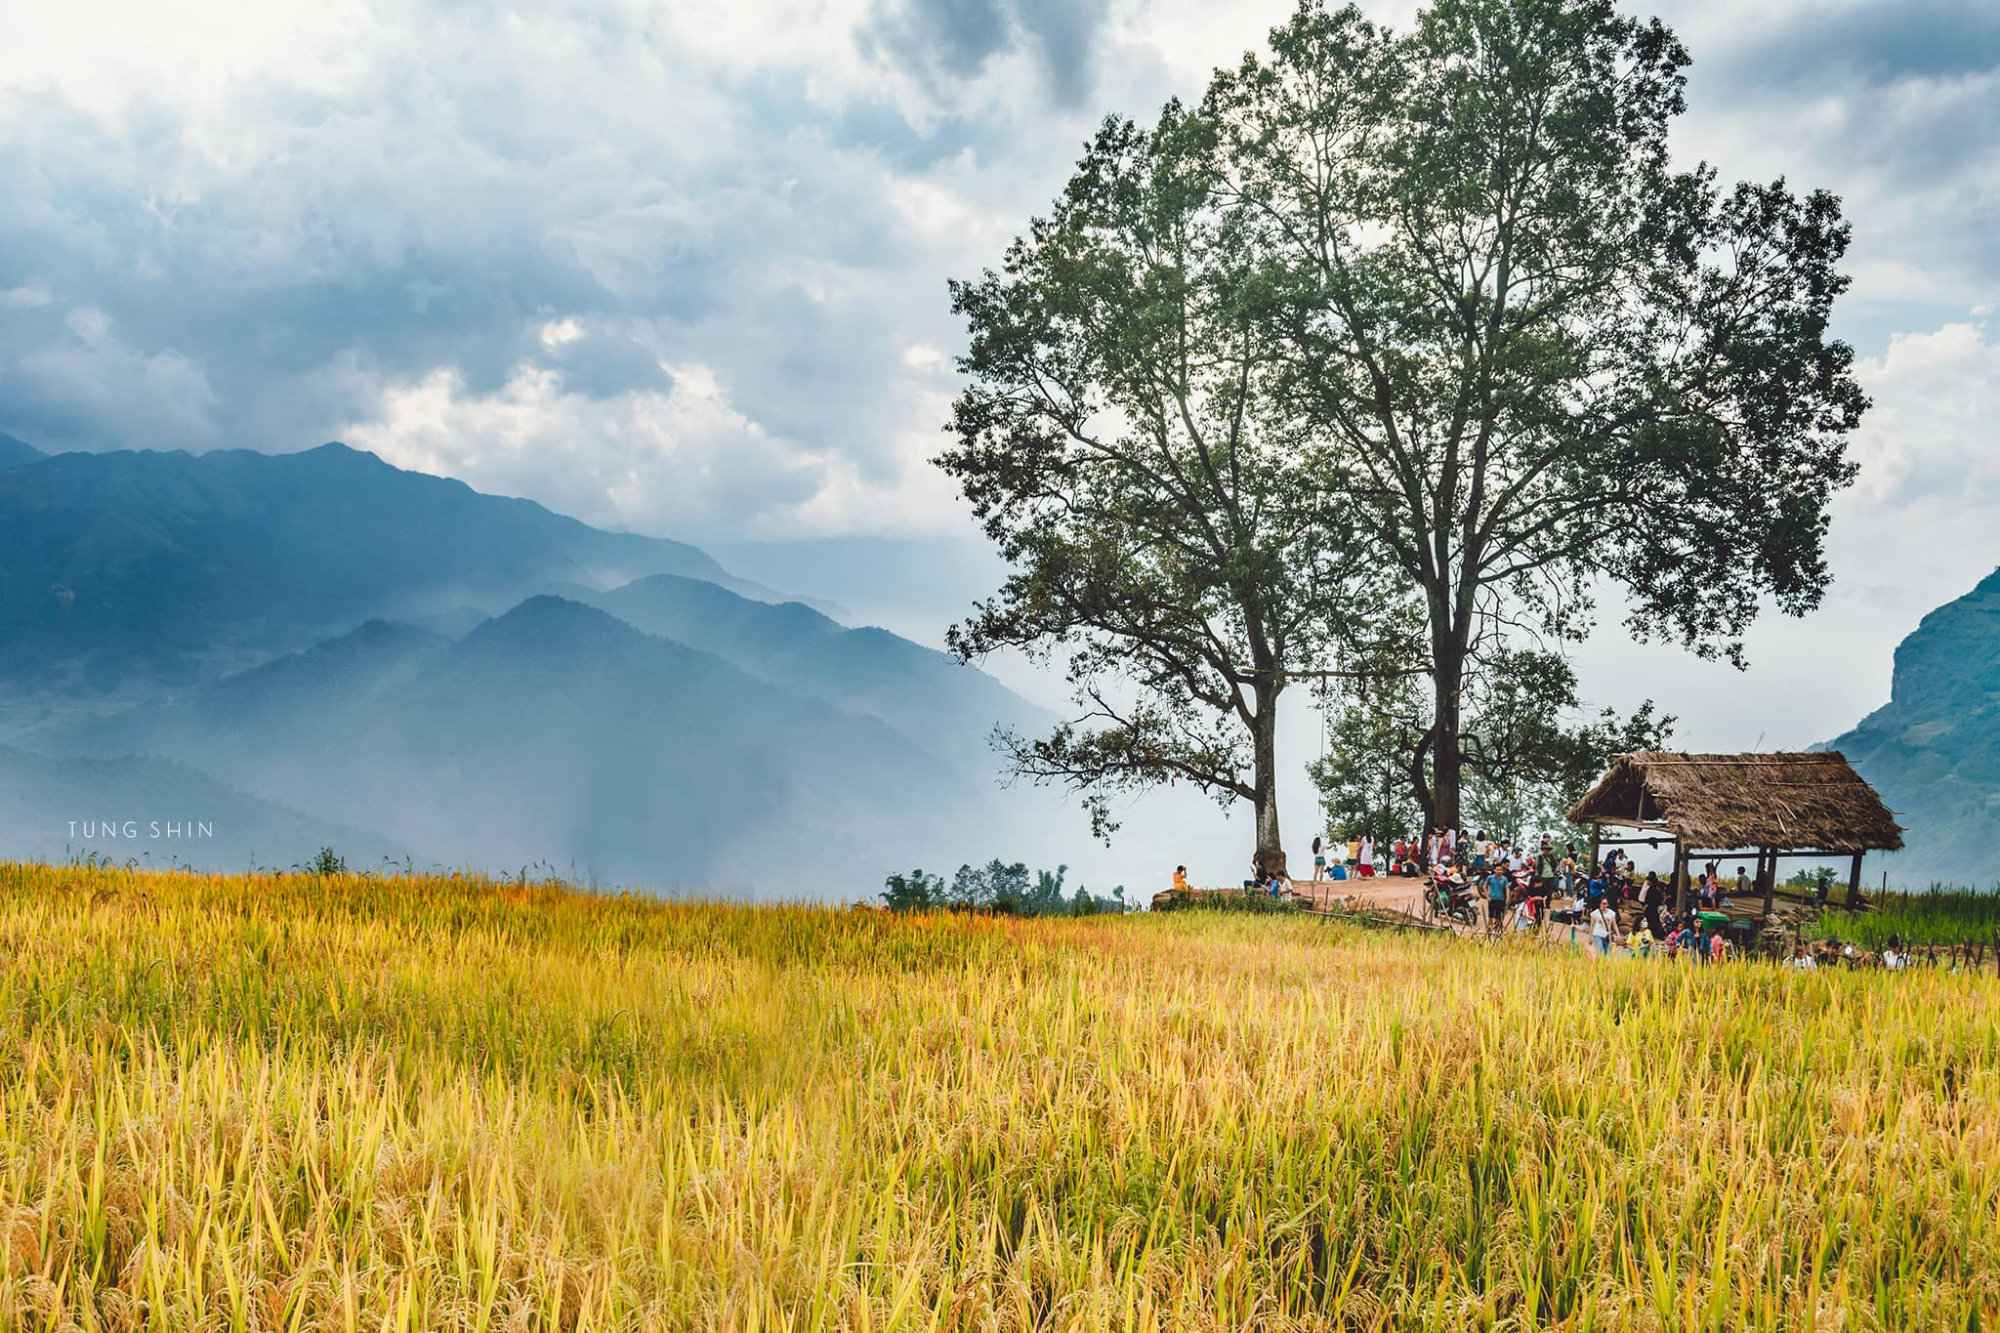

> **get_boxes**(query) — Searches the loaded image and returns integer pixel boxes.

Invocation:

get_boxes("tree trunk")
[1408,727,1436,833]
[1431,639,1464,833]
[1253,683,1286,877]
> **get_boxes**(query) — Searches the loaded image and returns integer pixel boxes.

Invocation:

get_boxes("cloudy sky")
[3,0,1998,759]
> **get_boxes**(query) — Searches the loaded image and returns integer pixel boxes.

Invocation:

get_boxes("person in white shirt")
[1882,934,1907,970]
[1589,901,1619,956]
[1790,946,1817,971]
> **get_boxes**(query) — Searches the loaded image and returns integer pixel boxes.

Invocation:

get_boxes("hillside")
[584,573,1047,769]
[42,597,979,890]
[1825,566,2000,886]
[0,442,768,694]
[0,744,410,871]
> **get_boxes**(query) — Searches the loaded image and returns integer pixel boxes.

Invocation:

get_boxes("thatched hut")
[1566,752,1904,914]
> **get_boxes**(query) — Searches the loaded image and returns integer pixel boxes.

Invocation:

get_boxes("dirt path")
[1287,875,1430,917]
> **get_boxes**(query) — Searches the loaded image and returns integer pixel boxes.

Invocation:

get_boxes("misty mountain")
[707,535,1012,649]
[46,596,982,891]
[1825,567,2000,887]
[580,573,1047,768]
[0,441,776,695]
[0,433,43,469]
[0,743,411,873]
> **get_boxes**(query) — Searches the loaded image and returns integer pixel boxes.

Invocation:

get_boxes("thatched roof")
[1566,751,1904,853]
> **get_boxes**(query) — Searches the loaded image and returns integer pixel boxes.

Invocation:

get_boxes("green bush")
[880,860,1129,916]
[1152,888,1297,915]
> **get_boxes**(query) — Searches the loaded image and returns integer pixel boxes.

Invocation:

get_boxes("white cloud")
[538,317,585,348]
[344,357,963,540]
[0,283,52,309]
[1848,322,2000,509]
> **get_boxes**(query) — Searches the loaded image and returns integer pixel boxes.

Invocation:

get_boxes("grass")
[0,860,1995,1329]
[1808,887,2000,950]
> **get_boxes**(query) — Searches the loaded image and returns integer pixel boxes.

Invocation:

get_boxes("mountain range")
[0,437,1048,893]
[0,441,785,702]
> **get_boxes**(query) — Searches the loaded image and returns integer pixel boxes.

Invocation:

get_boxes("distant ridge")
[0,441,772,688]
[585,573,1047,768]
[43,594,980,890]
[0,432,44,469]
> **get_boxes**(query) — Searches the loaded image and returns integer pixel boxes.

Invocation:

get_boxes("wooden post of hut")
[1760,847,1776,919]
[1673,841,1689,915]
[1845,851,1864,911]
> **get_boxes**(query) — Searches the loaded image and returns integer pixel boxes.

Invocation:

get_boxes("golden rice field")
[0,861,1995,1330]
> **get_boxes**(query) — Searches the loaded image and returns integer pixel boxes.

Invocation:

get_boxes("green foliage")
[881,861,1129,916]
[1807,888,2000,950]
[307,846,347,877]
[880,868,946,912]
[1152,888,1298,914]
[938,57,1391,862]
[1312,649,1672,838]
[1208,0,1864,829]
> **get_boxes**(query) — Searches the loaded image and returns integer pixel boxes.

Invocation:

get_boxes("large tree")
[939,106,1386,875]
[1204,0,1868,829]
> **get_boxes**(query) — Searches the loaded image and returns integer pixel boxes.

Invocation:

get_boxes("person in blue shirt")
[1486,866,1510,932]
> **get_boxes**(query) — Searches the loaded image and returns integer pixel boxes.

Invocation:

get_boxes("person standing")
[1312,834,1326,882]
[1486,865,1510,933]
[1590,898,1619,957]
[1358,835,1375,879]
[1640,872,1666,939]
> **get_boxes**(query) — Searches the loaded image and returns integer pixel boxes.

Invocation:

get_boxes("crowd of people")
[1215,832,1924,969]
[1312,827,1775,962]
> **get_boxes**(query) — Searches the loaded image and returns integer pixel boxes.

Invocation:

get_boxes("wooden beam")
[1760,847,1776,919]
[1581,818,1678,835]
[1673,840,1689,915]
[1680,849,1885,861]
[1845,852,1864,911]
